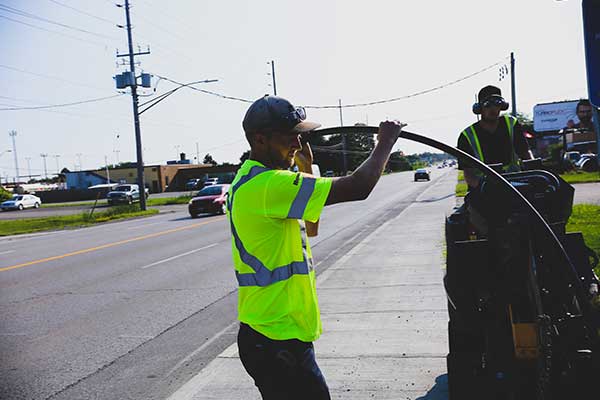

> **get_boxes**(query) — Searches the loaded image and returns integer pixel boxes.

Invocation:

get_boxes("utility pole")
[339,99,348,175]
[76,153,83,171]
[104,155,111,184]
[53,154,61,174]
[40,153,48,179]
[25,157,31,179]
[510,52,517,117]
[116,0,150,210]
[269,60,277,96]
[9,130,18,182]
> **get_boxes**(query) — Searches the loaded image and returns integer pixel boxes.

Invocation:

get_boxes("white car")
[1,194,42,211]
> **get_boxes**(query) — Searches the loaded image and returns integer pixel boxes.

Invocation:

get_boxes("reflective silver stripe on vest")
[287,176,316,219]
[228,165,311,287]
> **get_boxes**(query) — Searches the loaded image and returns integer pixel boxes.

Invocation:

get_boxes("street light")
[9,130,19,182]
[40,153,48,179]
[53,155,61,174]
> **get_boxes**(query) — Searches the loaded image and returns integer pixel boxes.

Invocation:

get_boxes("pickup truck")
[106,184,149,205]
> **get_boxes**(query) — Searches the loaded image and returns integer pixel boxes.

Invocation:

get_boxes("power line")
[0,14,109,47]
[0,94,125,111]
[303,58,509,109]
[152,58,508,109]
[150,73,253,103]
[0,4,117,39]
[47,0,116,24]
[0,64,114,92]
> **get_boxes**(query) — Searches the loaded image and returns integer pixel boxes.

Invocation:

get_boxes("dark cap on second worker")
[242,95,321,135]
[478,85,503,103]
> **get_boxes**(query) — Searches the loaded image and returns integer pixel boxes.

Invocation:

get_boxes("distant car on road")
[188,184,230,217]
[414,169,431,181]
[1,194,42,211]
[107,184,149,205]
[203,177,219,187]
[185,178,203,191]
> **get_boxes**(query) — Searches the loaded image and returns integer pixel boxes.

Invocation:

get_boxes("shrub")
[0,186,12,202]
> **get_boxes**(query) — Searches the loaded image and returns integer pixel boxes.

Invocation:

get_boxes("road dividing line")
[140,243,219,270]
[0,218,225,273]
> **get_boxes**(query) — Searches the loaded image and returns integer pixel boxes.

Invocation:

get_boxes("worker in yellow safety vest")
[231,94,405,400]
[457,85,533,191]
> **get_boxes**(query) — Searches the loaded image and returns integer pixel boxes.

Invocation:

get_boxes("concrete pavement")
[165,172,457,400]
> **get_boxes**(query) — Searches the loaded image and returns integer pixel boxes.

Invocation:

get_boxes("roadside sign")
[533,101,579,132]
[583,0,600,108]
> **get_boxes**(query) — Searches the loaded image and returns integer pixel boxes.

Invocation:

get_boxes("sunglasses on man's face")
[482,97,506,108]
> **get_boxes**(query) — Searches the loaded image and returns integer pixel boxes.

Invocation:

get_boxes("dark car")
[188,184,230,217]
[414,168,430,181]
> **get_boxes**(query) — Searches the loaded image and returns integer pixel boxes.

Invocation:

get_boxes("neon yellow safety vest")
[460,115,521,173]
[228,159,332,342]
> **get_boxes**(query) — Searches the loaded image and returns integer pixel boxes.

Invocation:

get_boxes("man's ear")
[253,133,269,147]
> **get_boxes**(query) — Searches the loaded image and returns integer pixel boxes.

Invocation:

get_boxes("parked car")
[185,178,203,191]
[1,194,42,211]
[414,169,430,181]
[203,177,219,187]
[106,184,149,205]
[188,184,230,217]
[576,153,598,172]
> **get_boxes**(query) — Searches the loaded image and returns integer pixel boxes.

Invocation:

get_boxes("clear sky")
[0,0,591,181]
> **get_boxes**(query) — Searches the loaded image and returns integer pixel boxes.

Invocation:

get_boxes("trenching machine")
[313,126,600,399]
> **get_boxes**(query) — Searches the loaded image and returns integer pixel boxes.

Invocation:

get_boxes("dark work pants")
[237,323,331,400]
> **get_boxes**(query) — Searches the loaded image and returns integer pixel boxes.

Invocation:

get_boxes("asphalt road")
[0,168,453,400]
[2,178,597,222]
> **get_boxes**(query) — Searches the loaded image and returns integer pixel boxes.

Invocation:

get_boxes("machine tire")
[34,202,40,209]
[18,204,24,210]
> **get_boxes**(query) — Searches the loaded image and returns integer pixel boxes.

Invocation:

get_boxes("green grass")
[41,196,192,208]
[42,200,105,208]
[567,204,600,276]
[559,171,600,184]
[146,195,192,206]
[455,183,467,198]
[0,205,158,236]
[456,171,467,197]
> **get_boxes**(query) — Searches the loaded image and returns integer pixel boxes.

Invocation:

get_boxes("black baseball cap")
[478,85,503,103]
[242,95,321,134]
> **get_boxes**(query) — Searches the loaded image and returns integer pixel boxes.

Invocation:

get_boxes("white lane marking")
[0,250,15,255]
[140,243,219,270]
[165,320,238,378]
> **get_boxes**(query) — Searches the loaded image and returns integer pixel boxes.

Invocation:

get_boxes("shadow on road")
[169,214,220,222]
[415,374,448,400]
[415,193,455,203]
